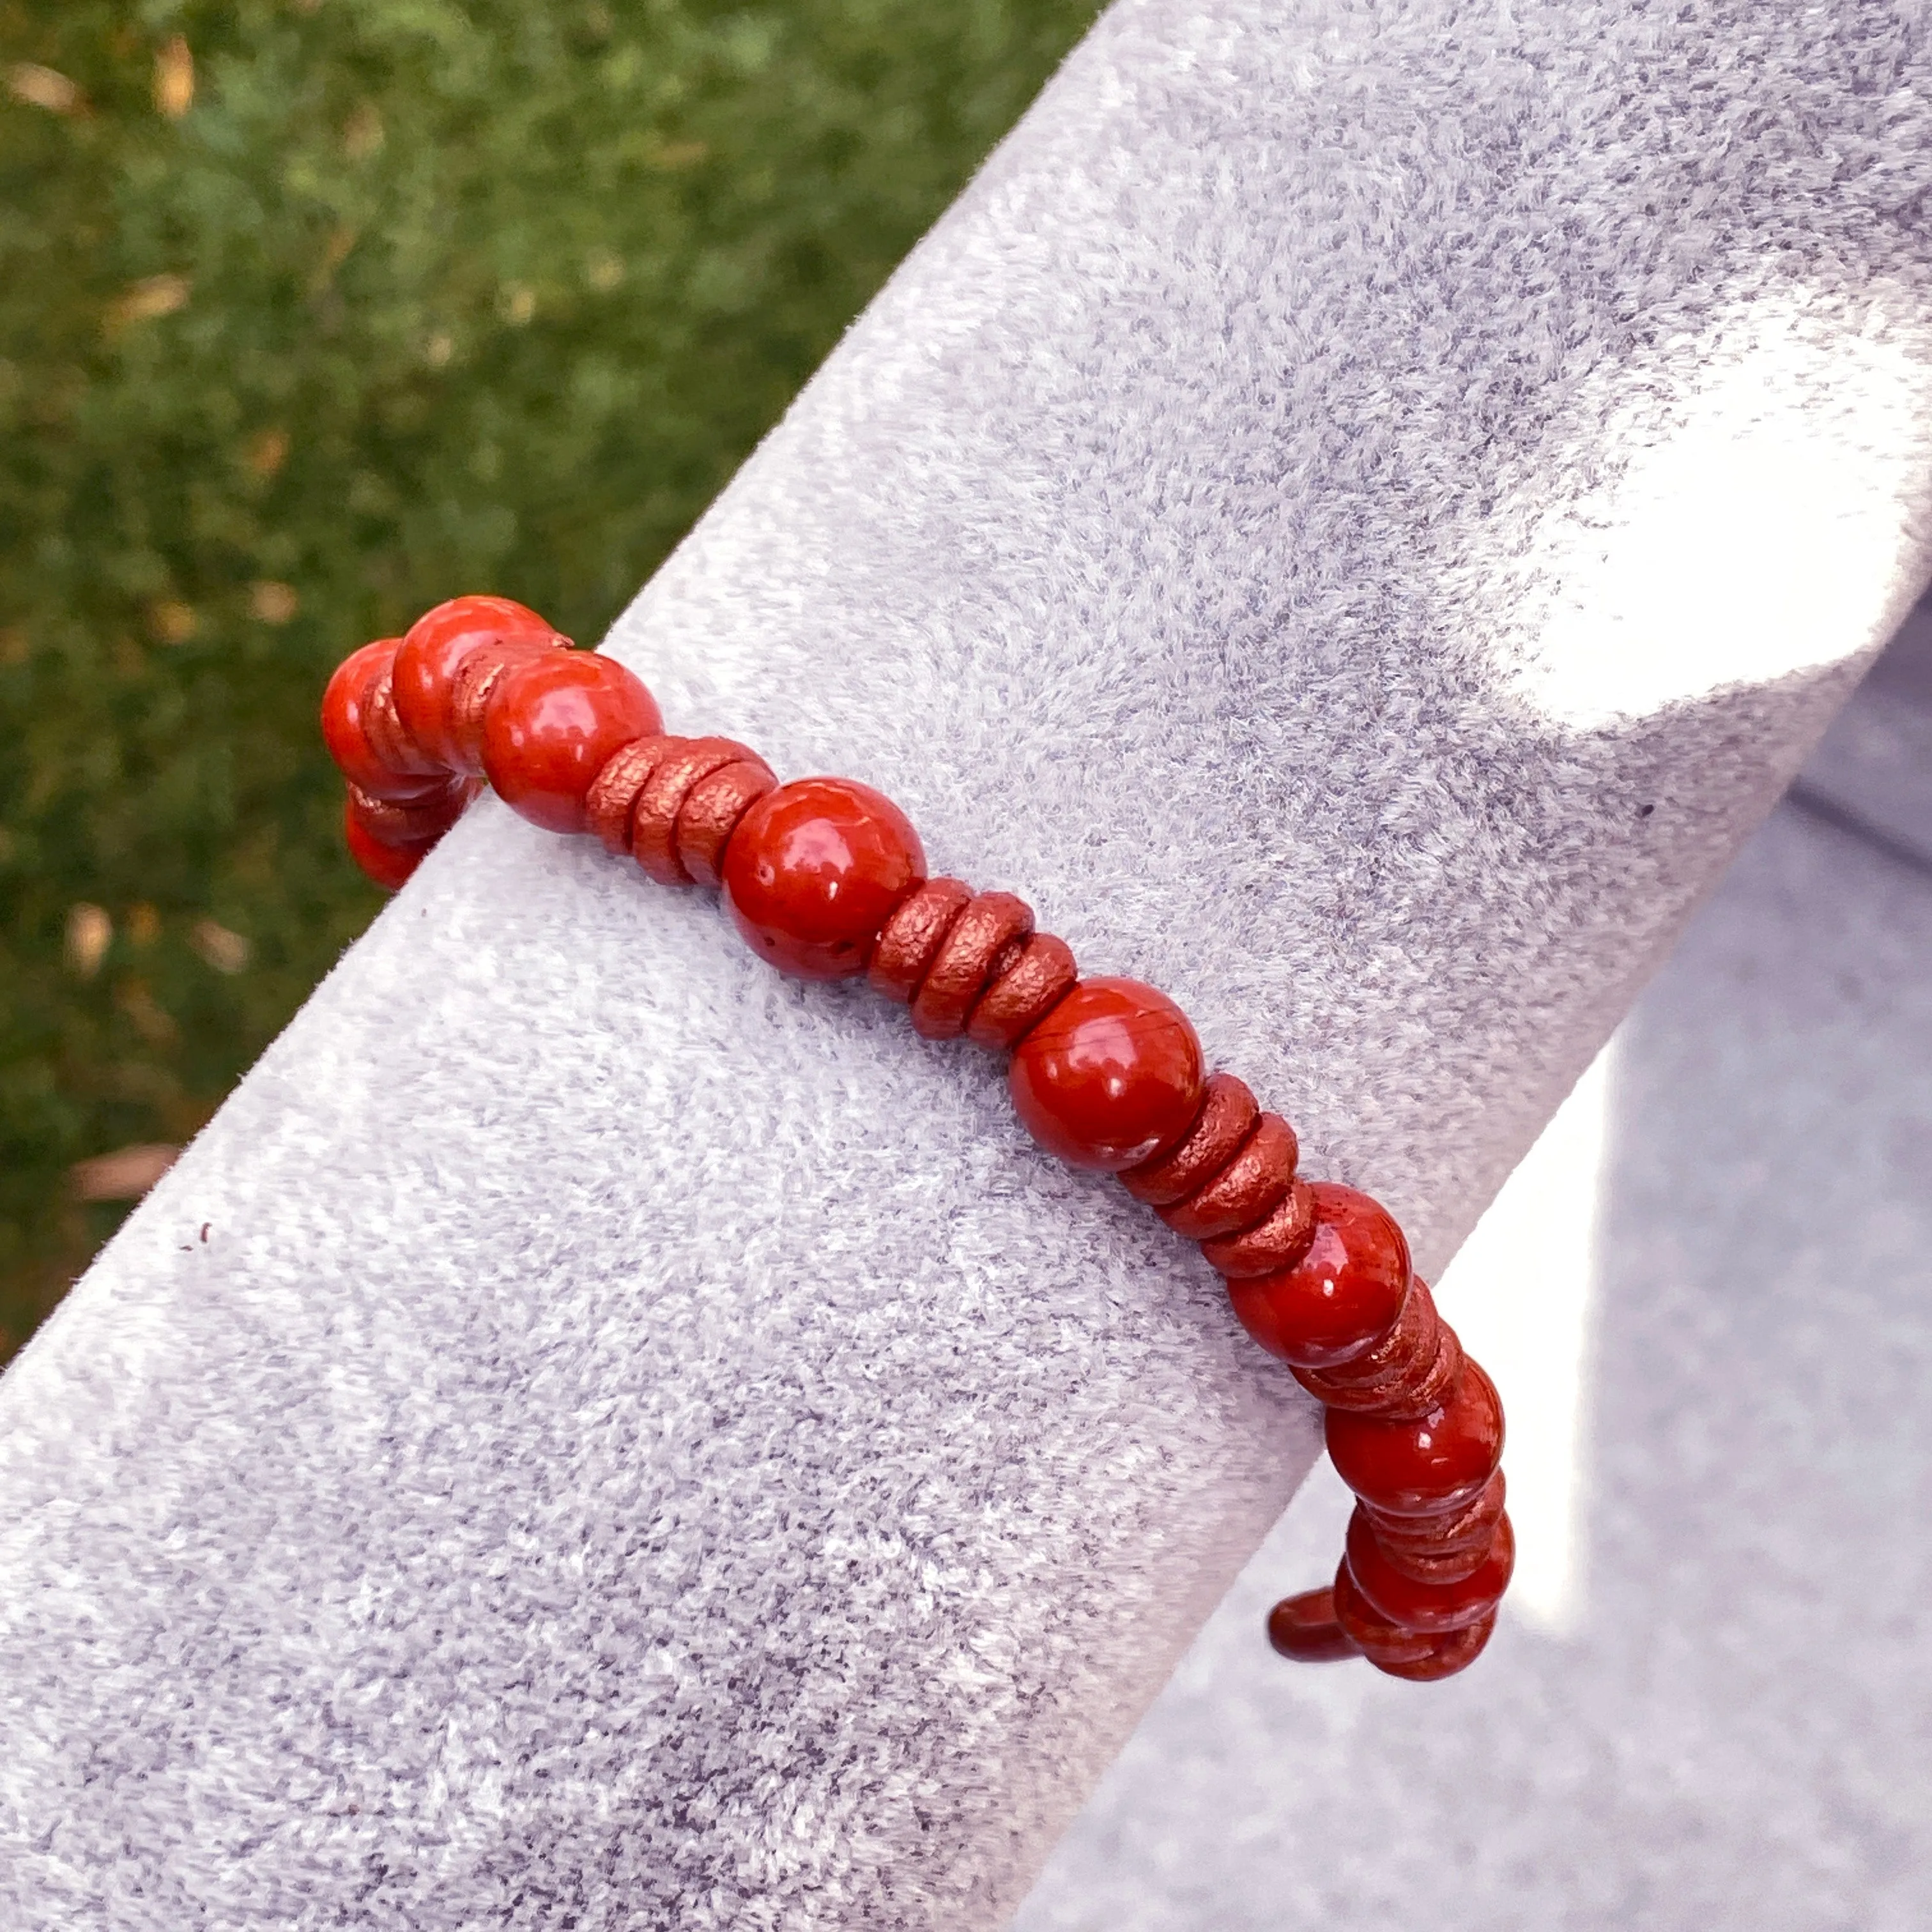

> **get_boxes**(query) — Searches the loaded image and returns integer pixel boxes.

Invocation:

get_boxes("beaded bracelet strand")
[322,595,1513,1682]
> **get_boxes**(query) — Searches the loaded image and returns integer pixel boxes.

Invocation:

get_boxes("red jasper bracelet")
[323,595,1512,1682]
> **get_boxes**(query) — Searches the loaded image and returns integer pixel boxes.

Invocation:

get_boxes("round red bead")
[343,795,423,891]
[1333,1563,1497,1681]
[480,651,664,835]
[321,640,444,801]
[1344,1503,1515,1633]
[721,777,927,981]
[1008,977,1204,1171]
[1326,1361,1505,1517]
[1373,1611,1497,1682]
[1365,1467,1508,1581]
[1331,1560,1438,1670]
[1223,1181,1411,1368]
[345,774,472,850]
[392,595,565,770]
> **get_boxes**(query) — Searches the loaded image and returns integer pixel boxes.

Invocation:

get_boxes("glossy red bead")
[1008,977,1205,1171]
[1373,1611,1497,1682]
[1265,1586,1358,1663]
[1334,1564,1497,1681]
[343,795,423,891]
[1365,1467,1508,1581]
[721,777,927,981]
[480,651,664,835]
[392,595,566,770]
[1223,1181,1411,1368]
[321,640,445,801]
[345,775,473,849]
[1345,1503,1515,1633]
[1326,1361,1505,1517]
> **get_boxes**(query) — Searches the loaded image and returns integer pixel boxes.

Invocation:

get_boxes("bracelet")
[322,595,1513,1682]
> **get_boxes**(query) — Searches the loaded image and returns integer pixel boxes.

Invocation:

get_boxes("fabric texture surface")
[1015,679,1932,1929]
[5,1,1932,1926]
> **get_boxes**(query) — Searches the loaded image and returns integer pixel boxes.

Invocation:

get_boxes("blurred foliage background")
[0,0,1096,1361]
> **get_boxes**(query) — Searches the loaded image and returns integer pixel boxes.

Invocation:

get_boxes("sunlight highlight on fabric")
[1435,1044,1616,1637]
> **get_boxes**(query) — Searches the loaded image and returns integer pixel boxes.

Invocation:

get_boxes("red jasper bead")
[1374,1611,1497,1682]
[392,595,566,770]
[722,777,927,981]
[1365,1468,1508,1582]
[343,795,424,891]
[480,651,664,835]
[1333,1564,1496,1681]
[322,640,445,801]
[1265,1586,1358,1663]
[1326,1361,1505,1517]
[1223,1181,1411,1368]
[1008,977,1204,1171]
[345,775,473,848]
[1345,1503,1515,1633]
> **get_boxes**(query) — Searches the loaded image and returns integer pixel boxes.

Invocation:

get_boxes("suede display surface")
[1017,787,1932,1931]
[6,1,1932,1926]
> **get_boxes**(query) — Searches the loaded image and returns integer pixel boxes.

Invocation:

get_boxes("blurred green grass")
[0,0,1096,1361]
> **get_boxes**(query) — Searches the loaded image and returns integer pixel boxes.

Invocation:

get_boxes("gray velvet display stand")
[4,3,1932,1926]
[1011,594,1932,1931]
